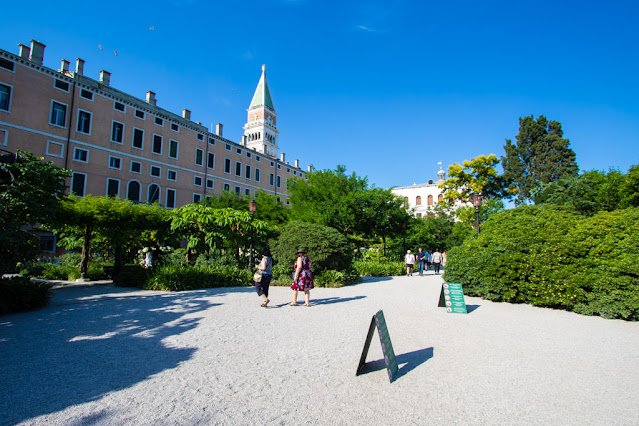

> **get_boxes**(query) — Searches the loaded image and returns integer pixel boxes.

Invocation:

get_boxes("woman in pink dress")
[290,248,314,306]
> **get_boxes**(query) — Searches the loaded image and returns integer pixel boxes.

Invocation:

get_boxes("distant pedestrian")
[291,248,314,306]
[405,249,415,276]
[427,250,433,270]
[432,249,442,275]
[416,248,426,276]
[144,249,153,268]
[442,251,447,269]
[255,247,273,307]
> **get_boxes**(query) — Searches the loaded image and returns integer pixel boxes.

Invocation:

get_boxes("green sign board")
[438,282,467,314]
[356,310,399,382]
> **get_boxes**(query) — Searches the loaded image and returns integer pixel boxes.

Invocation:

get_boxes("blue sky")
[2,0,638,189]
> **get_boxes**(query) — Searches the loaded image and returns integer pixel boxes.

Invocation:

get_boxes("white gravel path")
[1,274,638,425]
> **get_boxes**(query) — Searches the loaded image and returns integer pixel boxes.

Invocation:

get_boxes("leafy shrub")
[270,221,353,274]
[145,265,252,291]
[314,267,363,288]
[354,260,405,277]
[444,205,639,320]
[0,276,52,314]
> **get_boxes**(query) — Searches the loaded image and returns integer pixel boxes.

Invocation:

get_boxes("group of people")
[253,248,314,308]
[404,248,446,276]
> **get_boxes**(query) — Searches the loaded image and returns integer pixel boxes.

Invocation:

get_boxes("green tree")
[171,204,268,266]
[54,196,171,278]
[0,150,70,272]
[360,187,411,256]
[439,154,506,204]
[502,115,579,204]
[288,165,368,236]
[535,166,638,215]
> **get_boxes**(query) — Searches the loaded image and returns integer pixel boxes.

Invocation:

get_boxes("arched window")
[428,195,433,206]
[438,194,444,203]
[416,196,422,205]
[148,184,160,204]
[127,181,140,203]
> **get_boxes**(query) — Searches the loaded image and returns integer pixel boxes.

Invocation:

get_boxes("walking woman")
[290,248,314,306]
[255,247,273,307]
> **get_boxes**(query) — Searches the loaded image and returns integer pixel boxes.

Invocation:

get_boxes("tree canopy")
[502,115,579,204]
[287,165,369,235]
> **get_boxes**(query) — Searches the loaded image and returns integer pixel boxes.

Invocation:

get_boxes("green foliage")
[270,221,353,274]
[52,196,172,278]
[24,254,108,281]
[354,260,405,277]
[0,151,70,273]
[440,154,507,204]
[171,203,268,266]
[288,165,369,235]
[145,265,252,291]
[502,115,579,204]
[444,205,639,320]
[535,165,639,215]
[314,267,362,288]
[0,276,52,315]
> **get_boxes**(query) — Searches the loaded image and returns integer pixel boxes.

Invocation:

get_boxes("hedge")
[0,276,52,315]
[443,205,639,320]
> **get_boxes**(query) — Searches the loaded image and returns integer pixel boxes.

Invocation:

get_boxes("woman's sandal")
[288,302,298,306]
[303,303,310,307]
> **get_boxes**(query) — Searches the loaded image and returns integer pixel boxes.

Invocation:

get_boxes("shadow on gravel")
[0,289,218,424]
[312,296,366,305]
[466,304,480,313]
[358,347,434,381]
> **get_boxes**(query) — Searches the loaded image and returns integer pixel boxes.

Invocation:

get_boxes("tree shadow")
[0,286,219,424]
[357,347,434,382]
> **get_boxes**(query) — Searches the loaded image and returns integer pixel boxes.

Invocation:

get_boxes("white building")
[391,167,449,217]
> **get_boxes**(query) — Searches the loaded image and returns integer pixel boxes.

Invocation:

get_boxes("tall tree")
[288,165,368,236]
[360,187,411,256]
[502,115,579,204]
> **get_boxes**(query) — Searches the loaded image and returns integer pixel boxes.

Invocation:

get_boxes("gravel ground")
[1,274,638,425]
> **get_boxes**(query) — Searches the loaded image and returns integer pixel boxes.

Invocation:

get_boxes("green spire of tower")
[249,64,275,111]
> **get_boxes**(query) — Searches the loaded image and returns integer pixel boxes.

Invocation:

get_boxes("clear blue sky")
[2,0,638,189]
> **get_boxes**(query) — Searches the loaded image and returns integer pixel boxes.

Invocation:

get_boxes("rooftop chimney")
[29,40,46,65]
[18,44,30,59]
[146,91,156,106]
[59,59,70,73]
[307,165,312,173]
[216,123,223,137]
[99,70,111,86]
[280,153,285,163]
[295,159,299,168]
[182,109,191,120]
[75,58,85,75]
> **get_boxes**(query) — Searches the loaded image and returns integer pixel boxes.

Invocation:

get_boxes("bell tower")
[243,65,279,157]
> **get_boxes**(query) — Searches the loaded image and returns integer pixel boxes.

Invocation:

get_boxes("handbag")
[253,271,262,282]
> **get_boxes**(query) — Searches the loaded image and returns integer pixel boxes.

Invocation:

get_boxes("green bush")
[314,267,362,288]
[145,265,252,291]
[354,260,405,277]
[0,276,52,314]
[270,221,353,274]
[444,205,639,320]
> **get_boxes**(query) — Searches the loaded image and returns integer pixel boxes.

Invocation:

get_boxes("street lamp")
[471,193,482,237]
[248,199,257,270]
